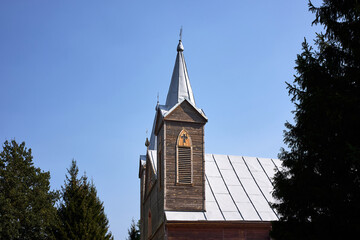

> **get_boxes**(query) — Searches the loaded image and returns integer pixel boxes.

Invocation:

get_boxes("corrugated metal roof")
[165,154,280,222]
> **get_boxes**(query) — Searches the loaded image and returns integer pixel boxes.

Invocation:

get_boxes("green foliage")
[271,1,360,239]
[0,140,59,240]
[57,160,113,240]
[127,219,140,240]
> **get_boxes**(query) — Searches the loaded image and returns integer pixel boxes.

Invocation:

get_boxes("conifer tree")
[272,1,360,239]
[127,219,140,240]
[0,140,58,239]
[57,160,113,240]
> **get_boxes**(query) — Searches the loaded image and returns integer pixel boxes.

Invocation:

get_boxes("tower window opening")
[176,129,192,184]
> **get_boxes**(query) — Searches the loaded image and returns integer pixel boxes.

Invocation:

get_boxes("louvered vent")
[178,147,192,184]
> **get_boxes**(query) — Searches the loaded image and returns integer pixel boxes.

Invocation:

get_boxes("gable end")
[164,100,207,123]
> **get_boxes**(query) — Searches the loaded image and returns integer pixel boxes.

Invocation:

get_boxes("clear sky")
[0,0,323,239]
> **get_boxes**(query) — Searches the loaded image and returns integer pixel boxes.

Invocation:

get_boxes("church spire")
[165,39,196,108]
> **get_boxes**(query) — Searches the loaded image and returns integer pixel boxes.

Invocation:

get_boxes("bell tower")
[154,39,207,211]
[139,38,208,240]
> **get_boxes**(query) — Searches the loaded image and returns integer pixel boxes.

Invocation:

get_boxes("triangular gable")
[164,99,207,123]
[153,99,207,135]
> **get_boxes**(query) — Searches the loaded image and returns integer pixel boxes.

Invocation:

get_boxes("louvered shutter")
[178,146,192,184]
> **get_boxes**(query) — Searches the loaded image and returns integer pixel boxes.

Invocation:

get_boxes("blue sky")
[0,1,323,239]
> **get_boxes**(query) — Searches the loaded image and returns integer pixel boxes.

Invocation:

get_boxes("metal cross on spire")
[179,26,183,41]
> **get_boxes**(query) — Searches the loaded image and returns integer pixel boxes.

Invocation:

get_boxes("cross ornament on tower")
[181,133,188,144]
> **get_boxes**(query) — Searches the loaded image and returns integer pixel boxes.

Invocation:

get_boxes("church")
[138,39,281,240]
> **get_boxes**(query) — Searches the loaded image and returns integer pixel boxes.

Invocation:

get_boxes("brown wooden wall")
[140,170,145,238]
[141,101,207,239]
[163,101,206,211]
[164,101,207,124]
[141,134,165,240]
[166,222,272,240]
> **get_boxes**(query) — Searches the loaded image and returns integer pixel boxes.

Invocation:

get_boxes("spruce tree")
[272,1,360,239]
[57,160,113,240]
[127,219,140,240]
[0,140,59,240]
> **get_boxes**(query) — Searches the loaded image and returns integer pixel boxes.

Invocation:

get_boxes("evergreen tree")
[0,140,59,239]
[272,1,360,239]
[57,160,113,240]
[127,219,140,240]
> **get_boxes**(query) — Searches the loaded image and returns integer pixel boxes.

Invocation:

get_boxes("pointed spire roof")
[165,40,196,108]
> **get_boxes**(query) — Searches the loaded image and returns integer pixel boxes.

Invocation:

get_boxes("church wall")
[164,120,205,211]
[140,170,145,239]
[157,125,165,195]
[142,176,165,240]
[166,222,272,240]
[164,101,207,124]
[139,38,276,240]
[141,125,166,240]
[151,222,165,240]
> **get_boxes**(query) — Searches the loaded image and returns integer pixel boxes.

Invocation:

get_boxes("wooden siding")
[163,102,206,211]
[140,170,145,238]
[166,222,272,240]
[141,101,207,238]
[164,100,207,124]
[141,126,165,240]
[141,175,165,240]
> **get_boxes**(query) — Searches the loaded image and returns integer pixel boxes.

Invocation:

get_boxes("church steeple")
[165,40,196,108]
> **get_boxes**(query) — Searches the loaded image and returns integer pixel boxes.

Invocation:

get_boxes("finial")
[155,93,159,110]
[145,129,150,148]
[177,27,184,52]
[177,26,184,52]
[177,41,184,52]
